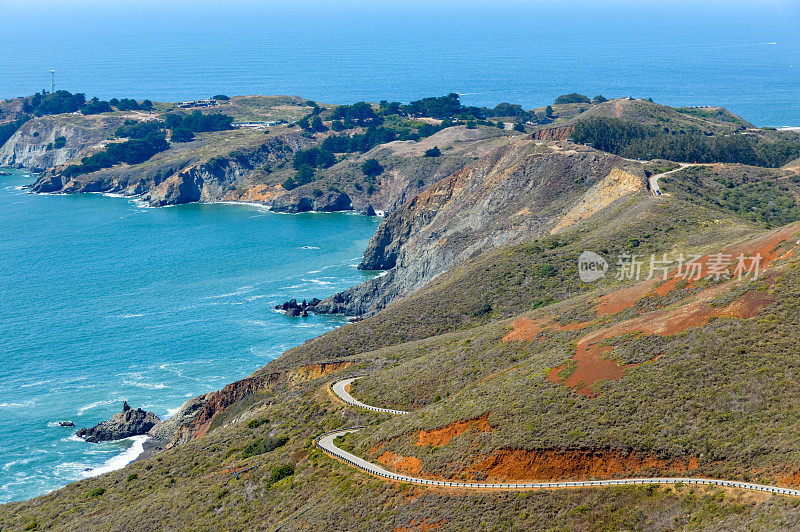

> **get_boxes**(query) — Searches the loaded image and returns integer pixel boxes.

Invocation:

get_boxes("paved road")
[331,378,409,415]
[649,163,691,195]
[326,379,800,497]
[317,428,800,496]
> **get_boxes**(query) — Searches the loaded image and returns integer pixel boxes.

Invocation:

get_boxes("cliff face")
[20,121,517,215]
[0,114,125,171]
[313,141,646,315]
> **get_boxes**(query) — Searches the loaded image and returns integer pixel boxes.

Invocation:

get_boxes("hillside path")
[320,378,800,497]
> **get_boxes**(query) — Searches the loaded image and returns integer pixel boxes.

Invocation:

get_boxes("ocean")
[1,0,799,504]
[0,0,798,126]
[0,168,380,503]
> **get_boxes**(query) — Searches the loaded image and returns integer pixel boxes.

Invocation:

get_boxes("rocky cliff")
[76,402,160,443]
[310,141,646,316]
[0,114,126,171]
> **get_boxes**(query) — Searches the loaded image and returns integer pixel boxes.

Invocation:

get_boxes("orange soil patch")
[394,519,446,532]
[598,222,799,315]
[415,415,493,447]
[595,280,657,316]
[502,317,590,342]
[377,451,423,476]
[344,382,352,395]
[550,280,776,396]
[466,448,699,482]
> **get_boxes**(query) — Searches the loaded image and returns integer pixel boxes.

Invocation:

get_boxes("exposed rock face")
[153,361,352,447]
[76,402,160,443]
[0,114,126,171]
[311,142,647,316]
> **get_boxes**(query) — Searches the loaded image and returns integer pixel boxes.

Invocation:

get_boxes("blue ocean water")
[1,0,799,505]
[0,168,380,502]
[0,0,798,126]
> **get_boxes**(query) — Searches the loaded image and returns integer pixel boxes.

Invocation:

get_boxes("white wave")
[20,379,54,388]
[301,245,320,250]
[0,400,35,408]
[2,458,32,471]
[301,278,332,286]
[165,406,181,418]
[83,435,149,478]
[111,313,147,319]
[307,270,321,274]
[77,399,116,415]
[122,380,167,390]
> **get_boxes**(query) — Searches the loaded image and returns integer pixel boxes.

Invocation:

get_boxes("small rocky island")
[76,402,160,443]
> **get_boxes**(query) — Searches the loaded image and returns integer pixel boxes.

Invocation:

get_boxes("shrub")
[171,127,195,142]
[424,146,441,157]
[268,464,295,485]
[246,418,268,429]
[241,435,289,459]
[126,473,138,482]
[592,94,608,104]
[361,159,383,178]
[86,487,106,498]
[513,123,525,132]
[53,136,67,149]
[212,94,230,100]
[554,93,591,105]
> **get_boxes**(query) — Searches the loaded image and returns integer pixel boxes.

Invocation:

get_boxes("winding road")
[649,163,691,195]
[319,378,800,497]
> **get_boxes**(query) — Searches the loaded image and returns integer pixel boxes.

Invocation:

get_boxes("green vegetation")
[53,136,66,149]
[660,165,800,227]
[424,146,441,157]
[86,487,105,498]
[0,116,28,147]
[164,111,233,133]
[23,90,85,115]
[592,94,608,104]
[361,159,383,178]
[212,94,230,101]
[241,436,289,459]
[62,133,169,178]
[572,116,800,167]
[554,93,591,104]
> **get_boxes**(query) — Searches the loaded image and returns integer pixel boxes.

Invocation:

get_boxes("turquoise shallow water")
[0,168,380,503]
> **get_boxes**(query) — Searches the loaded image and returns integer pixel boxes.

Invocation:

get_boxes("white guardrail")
[316,428,800,497]
[325,378,800,497]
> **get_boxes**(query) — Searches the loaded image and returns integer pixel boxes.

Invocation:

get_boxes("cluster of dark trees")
[110,98,153,111]
[23,91,86,115]
[62,132,169,178]
[0,116,29,146]
[21,91,154,117]
[572,116,800,168]
[164,110,234,142]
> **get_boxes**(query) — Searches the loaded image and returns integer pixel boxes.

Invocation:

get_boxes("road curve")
[649,163,691,195]
[331,378,409,415]
[325,379,800,497]
[317,428,800,496]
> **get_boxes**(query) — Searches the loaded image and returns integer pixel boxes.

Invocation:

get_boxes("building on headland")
[231,121,281,130]
[176,99,219,109]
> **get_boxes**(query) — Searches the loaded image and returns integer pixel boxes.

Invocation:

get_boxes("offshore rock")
[76,401,160,443]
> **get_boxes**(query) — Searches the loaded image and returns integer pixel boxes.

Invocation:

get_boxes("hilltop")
[3,92,800,530]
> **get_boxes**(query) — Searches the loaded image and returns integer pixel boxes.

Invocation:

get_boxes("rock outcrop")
[76,402,160,443]
[311,141,647,316]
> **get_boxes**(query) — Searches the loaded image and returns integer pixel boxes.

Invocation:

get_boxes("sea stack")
[76,401,160,443]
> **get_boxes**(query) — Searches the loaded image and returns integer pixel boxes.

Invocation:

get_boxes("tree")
[171,127,195,142]
[212,94,230,100]
[424,146,441,157]
[545,105,554,118]
[554,93,591,105]
[361,158,383,178]
[311,116,328,132]
[592,95,608,104]
[513,122,525,132]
